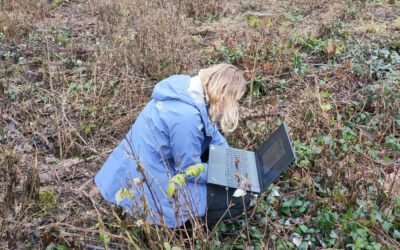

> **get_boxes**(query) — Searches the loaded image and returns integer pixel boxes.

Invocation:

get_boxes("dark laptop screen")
[256,124,296,191]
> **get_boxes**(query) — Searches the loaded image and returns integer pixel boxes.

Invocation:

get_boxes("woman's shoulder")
[158,99,200,117]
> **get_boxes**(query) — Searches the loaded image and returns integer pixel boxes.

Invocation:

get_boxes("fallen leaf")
[320,103,332,112]
[271,189,280,197]
[292,236,302,247]
[384,166,395,174]
[263,63,272,72]
[293,171,301,179]
[327,168,333,177]
[270,97,277,106]
[233,188,246,197]
[326,43,335,54]
[345,60,353,69]
[335,69,345,79]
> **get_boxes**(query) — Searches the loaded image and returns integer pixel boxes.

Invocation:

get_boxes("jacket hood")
[151,75,215,137]
[151,75,194,105]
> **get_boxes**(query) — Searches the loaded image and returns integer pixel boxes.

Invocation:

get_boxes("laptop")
[207,124,296,193]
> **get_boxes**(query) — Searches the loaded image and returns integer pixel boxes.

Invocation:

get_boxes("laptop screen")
[256,124,296,190]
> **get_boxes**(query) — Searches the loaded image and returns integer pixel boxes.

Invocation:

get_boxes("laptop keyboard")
[226,148,249,187]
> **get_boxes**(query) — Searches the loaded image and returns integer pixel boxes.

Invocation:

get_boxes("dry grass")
[1,0,399,248]
[92,0,203,78]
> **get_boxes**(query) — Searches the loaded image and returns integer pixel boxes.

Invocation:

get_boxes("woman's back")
[95,75,210,227]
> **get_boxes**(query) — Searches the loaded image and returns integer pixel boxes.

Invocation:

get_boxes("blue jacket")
[95,75,228,228]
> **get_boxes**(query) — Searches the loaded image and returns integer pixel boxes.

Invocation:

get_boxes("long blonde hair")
[198,64,247,133]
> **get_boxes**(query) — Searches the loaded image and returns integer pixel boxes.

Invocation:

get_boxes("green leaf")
[393,230,400,239]
[114,188,134,205]
[370,242,382,250]
[294,199,303,206]
[343,127,358,142]
[218,222,227,233]
[322,135,332,145]
[172,174,185,187]
[299,241,308,250]
[186,163,205,177]
[46,245,69,250]
[299,224,309,233]
[306,110,314,121]
[250,227,261,239]
[167,182,175,198]
[163,242,172,250]
[299,205,308,213]
[83,123,96,134]
[385,135,400,151]
[372,211,383,223]
[281,200,293,208]
[99,231,110,249]
[186,166,199,177]
[353,64,364,75]
[382,221,391,232]
[247,15,260,27]
[329,230,338,239]
[195,163,206,173]
[320,103,332,112]
[56,245,69,250]
[344,121,354,127]
[354,144,363,153]
[369,149,378,159]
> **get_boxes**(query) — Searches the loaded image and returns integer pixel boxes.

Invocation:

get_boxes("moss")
[39,189,57,209]
[389,35,400,51]
[245,13,273,28]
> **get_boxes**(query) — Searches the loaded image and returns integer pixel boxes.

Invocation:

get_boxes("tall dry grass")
[1,0,224,158]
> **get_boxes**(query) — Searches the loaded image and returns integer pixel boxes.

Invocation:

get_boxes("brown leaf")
[270,97,277,106]
[345,60,353,69]
[326,43,335,54]
[263,63,272,72]
[293,171,301,179]
[282,63,291,73]
[335,69,345,79]
[41,231,55,246]
[384,165,395,174]
[243,71,252,81]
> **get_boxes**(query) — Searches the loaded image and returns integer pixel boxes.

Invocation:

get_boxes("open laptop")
[207,124,296,193]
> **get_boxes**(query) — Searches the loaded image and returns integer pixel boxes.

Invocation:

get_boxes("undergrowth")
[1,0,399,249]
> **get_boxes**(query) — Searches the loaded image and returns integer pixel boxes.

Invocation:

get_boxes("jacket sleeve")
[210,127,229,147]
[168,111,208,183]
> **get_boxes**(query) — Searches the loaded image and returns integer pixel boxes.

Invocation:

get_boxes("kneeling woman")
[95,64,250,228]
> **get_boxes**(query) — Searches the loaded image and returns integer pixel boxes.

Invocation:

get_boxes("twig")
[45,34,63,158]
[248,30,265,107]
[57,149,112,177]
[389,163,400,196]
[207,203,235,237]
[361,152,394,167]
[78,178,94,191]
[37,222,124,239]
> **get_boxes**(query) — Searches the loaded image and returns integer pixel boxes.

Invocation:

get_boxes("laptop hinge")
[255,151,264,193]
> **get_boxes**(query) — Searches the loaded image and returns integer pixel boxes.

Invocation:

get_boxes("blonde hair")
[198,64,247,133]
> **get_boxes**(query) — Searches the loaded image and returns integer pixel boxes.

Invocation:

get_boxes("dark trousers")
[203,184,251,225]
[199,149,251,226]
